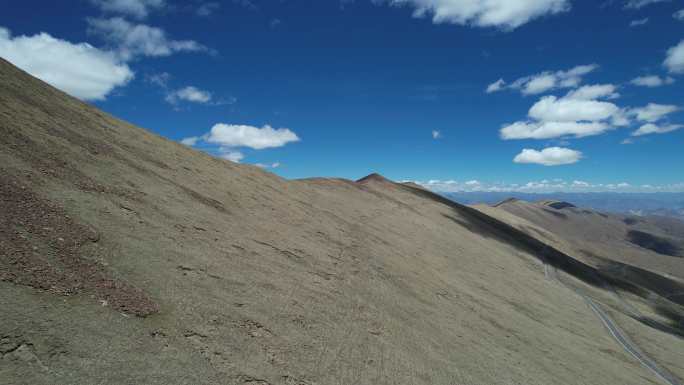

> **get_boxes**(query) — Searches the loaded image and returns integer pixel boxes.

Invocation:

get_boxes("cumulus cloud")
[522,74,556,94]
[494,63,684,142]
[146,71,171,88]
[486,78,506,93]
[629,18,649,26]
[87,17,207,61]
[675,9,684,20]
[501,121,612,140]
[499,89,627,140]
[413,178,684,193]
[629,103,679,122]
[166,86,212,104]
[90,0,165,19]
[180,136,200,146]
[205,124,300,149]
[180,123,299,162]
[564,84,619,100]
[495,73,684,140]
[255,162,281,169]
[488,64,598,95]
[513,147,582,166]
[432,130,442,139]
[630,75,675,87]
[374,0,570,30]
[221,151,244,163]
[150,75,232,107]
[624,0,669,9]
[632,123,683,136]
[0,27,133,101]
[528,95,619,122]
[664,39,684,74]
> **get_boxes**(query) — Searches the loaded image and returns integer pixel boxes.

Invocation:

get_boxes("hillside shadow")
[627,230,682,257]
[399,183,684,337]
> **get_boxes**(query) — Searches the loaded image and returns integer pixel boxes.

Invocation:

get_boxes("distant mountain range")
[443,192,684,221]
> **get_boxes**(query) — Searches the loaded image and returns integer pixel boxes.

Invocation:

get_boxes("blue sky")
[1,0,683,192]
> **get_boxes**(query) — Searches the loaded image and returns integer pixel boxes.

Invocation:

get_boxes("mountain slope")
[476,199,684,384]
[1,58,683,385]
[479,199,684,279]
[445,191,684,222]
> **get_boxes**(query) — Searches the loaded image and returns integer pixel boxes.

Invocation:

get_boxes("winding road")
[542,257,682,385]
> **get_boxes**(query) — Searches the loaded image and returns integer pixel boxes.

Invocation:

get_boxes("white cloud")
[632,123,683,136]
[664,39,684,74]
[528,95,619,122]
[629,18,649,26]
[153,76,233,107]
[147,71,171,88]
[629,103,679,122]
[564,84,619,100]
[255,162,281,169]
[624,0,669,9]
[490,64,598,95]
[87,17,206,61]
[180,124,298,162]
[197,2,220,16]
[221,151,244,163]
[630,75,675,87]
[166,86,212,104]
[523,74,557,95]
[611,109,631,126]
[498,81,667,140]
[90,0,165,19]
[675,9,684,20]
[375,0,570,29]
[513,147,582,166]
[0,27,133,101]
[432,130,442,139]
[180,136,200,146]
[205,124,300,150]
[501,120,611,139]
[465,180,480,186]
[562,65,598,80]
[413,178,684,193]
[486,78,506,93]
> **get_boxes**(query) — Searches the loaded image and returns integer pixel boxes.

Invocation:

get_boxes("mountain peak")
[356,173,392,184]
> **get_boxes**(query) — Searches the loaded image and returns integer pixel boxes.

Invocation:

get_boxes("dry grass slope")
[1,57,684,385]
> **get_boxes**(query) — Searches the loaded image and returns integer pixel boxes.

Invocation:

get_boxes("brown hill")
[2,58,684,385]
[478,199,684,277]
[355,172,392,184]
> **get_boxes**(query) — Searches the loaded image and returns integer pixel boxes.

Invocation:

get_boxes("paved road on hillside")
[542,259,682,385]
